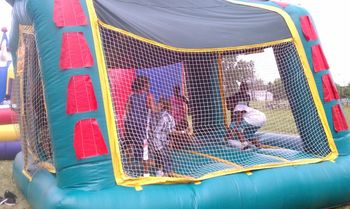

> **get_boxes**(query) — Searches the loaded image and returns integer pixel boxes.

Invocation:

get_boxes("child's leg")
[125,145,133,163]
[244,124,261,147]
[122,132,136,174]
[229,121,246,143]
[251,138,262,148]
[163,145,173,175]
[154,149,165,176]
[154,149,162,170]
[143,139,150,177]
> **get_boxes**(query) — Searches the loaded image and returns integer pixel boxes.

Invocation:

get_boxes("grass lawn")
[226,101,299,134]
[0,160,30,209]
[227,102,350,135]
[259,105,350,135]
[343,106,350,125]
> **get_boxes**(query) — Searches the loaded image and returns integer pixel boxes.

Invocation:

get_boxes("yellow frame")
[86,0,337,187]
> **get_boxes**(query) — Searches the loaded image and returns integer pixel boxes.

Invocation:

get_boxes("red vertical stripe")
[312,44,329,72]
[67,75,97,114]
[60,32,94,70]
[300,16,318,41]
[74,118,108,159]
[322,74,340,102]
[53,0,87,27]
[332,105,348,132]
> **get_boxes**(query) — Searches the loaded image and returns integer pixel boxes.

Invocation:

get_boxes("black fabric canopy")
[94,0,291,48]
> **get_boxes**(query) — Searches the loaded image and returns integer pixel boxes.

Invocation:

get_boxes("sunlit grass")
[226,102,350,135]
[226,101,298,134]
[343,106,350,125]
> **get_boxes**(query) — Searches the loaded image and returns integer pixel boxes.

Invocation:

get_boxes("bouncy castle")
[6,0,350,208]
[0,27,20,160]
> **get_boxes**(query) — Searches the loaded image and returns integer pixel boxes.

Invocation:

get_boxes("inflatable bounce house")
[6,0,350,208]
[0,27,20,160]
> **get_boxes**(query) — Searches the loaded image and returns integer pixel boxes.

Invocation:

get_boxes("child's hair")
[239,81,249,92]
[159,97,171,112]
[173,85,181,97]
[132,75,150,92]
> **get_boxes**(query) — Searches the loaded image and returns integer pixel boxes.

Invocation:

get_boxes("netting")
[13,25,55,175]
[99,24,333,180]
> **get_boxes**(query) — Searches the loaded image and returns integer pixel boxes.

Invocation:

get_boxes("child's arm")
[232,129,246,143]
[124,97,131,116]
[234,111,244,123]
[182,95,189,105]
[147,94,157,112]
[232,111,247,143]
[224,127,234,141]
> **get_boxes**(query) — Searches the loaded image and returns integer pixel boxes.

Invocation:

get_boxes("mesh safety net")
[99,24,333,180]
[13,25,54,175]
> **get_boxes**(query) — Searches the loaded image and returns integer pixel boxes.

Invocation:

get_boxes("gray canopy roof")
[94,0,292,49]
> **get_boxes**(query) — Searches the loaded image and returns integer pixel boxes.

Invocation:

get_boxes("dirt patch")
[0,160,30,209]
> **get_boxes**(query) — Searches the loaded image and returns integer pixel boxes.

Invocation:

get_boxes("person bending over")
[226,103,266,150]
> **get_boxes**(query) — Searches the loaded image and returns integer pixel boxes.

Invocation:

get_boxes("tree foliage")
[336,83,350,98]
[268,78,287,100]
[222,55,255,97]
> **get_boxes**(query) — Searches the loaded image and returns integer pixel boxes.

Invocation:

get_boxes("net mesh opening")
[99,24,332,180]
[13,25,55,175]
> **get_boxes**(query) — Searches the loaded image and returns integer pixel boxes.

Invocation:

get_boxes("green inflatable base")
[13,152,350,209]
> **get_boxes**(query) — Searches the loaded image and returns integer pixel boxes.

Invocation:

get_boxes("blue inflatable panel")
[0,66,8,103]
[13,152,350,209]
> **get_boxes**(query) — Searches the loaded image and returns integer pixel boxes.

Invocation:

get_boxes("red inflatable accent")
[312,44,329,72]
[300,16,318,41]
[53,0,87,27]
[0,108,17,125]
[67,75,97,114]
[332,105,348,132]
[322,74,340,102]
[74,118,108,159]
[60,32,93,70]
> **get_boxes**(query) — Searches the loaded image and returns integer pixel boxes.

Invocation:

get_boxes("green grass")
[260,108,298,134]
[226,101,298,134]
[226,102,350,135]
[343,106,350,126]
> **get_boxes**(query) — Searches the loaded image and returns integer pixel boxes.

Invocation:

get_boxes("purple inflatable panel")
[0,140,21,160]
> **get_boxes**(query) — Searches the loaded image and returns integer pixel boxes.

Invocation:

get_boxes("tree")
[336,83,350,98]
[336,83,343,98]
[251,78,266,91]
[221,55,256,97]
[269,78,287,100]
